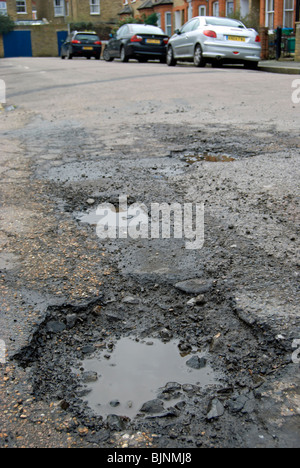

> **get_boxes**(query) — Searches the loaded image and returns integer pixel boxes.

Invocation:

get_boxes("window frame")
[16,0,27,14]
[90,0,100,16]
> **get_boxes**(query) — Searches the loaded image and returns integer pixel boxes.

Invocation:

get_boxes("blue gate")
[57,31,68,56]
[3,31,32,58]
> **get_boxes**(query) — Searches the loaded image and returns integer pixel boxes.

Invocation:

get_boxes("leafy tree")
[0,15,15,35]
[111,13,159,35]
[142,13,159,26]
[111,16,143,34]
[70,22,94,32]
[228,9,260,31]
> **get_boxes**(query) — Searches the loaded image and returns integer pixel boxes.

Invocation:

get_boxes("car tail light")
[94,41,102,45]
[163,38,169,45]
[130,35,143,43]
[71,40,81,44]
[203,30,217,38]
[255,35,261,43]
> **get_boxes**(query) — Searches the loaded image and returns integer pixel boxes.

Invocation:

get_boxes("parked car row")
[61,16,262,69]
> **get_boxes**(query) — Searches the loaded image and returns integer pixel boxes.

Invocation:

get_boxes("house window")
[90,0,100,15]
[0,1,7,15]
[199,6,206,16]
[226,1,234,16]
[156,12,161,29]
[16,0,27,13]
[165,12,172,36]
[283,0,294,28]
[213,1,219,16]
[265,0,274,29]
[54,0,65,17]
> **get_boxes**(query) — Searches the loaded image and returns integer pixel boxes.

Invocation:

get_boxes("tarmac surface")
[0,57,299,449]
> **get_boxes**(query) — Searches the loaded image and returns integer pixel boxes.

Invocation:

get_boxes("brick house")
[35,0,121,26]
[0,0,37,20]
[0,0,121,57]
[118,0,299,33]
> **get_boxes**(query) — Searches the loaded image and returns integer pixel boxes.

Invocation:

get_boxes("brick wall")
[295,22,300,61]
[35,0,120,25]
[30,24,67,57]
[6,0,34,21]
[0,24,68,58]
[260,26,269,60]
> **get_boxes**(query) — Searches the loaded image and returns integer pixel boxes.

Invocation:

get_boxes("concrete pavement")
[259,59,300,74]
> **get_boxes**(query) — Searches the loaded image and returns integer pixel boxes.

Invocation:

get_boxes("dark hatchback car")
[61,31,102,60]
[103,24,169,63]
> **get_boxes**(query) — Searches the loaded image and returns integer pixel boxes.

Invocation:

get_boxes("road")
[0,57,299,448]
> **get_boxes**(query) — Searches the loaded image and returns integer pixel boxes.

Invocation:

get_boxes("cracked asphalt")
[0,57,299,448]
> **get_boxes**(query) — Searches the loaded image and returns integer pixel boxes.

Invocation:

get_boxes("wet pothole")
[76,337,218,418]
[183,153,236,165]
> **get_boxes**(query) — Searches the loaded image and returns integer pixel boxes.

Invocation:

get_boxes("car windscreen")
[204,18,245,29]
[75,34,100,41]
[129,24,165,35]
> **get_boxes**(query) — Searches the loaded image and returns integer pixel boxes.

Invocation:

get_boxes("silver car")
[167,16,261,69]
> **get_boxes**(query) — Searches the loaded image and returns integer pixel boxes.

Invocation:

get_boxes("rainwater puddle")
[76,208,116,226]
[184,153,236,165]
[75,203,148,236]
[78,337,217,418]
[76,207,127,227]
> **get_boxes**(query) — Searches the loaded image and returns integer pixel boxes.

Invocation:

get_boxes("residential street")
[0,57,299,448]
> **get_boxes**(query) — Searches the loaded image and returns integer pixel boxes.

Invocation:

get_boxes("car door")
[113,25,129,57]
[185,19,200,57]
[173,19,198,58]
[109,26,124,57]
[62,34,71,56]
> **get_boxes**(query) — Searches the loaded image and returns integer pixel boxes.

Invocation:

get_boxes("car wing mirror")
[175,29,181,35]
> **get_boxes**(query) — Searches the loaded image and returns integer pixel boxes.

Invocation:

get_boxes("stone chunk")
[175,279,213,295]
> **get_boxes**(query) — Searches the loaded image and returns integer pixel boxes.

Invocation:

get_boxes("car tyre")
[120,47,129,63]
[194,44,206,67]
[166,46,176,66]
[103,48,113,62]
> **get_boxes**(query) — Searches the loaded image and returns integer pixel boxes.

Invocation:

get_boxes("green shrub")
[0,15,15,35]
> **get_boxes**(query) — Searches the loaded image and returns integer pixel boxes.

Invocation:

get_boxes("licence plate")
[146,39,161,44]
[83,46,93,50]
[227,36,246,42]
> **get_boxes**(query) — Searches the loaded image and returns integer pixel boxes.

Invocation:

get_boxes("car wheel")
[103,48,114,62]
[166,46,176,66]
[194,44,206,67]
[120,47,129,63]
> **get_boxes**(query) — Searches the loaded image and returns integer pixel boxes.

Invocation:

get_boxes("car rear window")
[205,18,245,28]
[75,34,100,41]
[129,24,165,35]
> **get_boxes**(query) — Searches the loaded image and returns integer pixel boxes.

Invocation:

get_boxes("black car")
[103,24,169,63]
[61,31,102,60]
